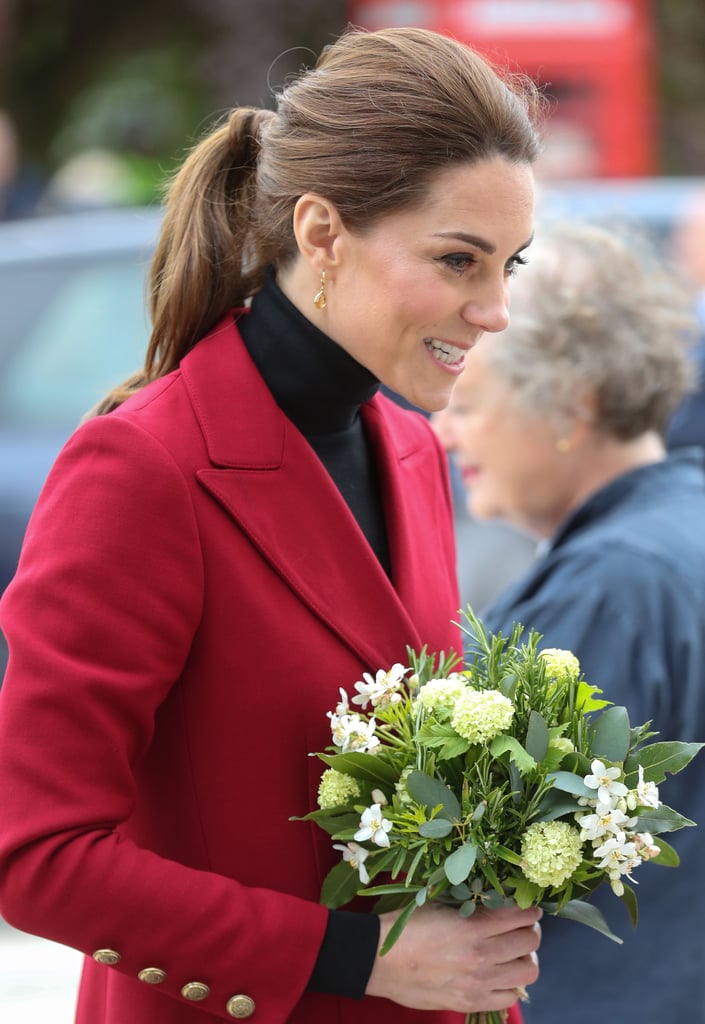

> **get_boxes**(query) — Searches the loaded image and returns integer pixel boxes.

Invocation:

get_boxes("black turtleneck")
[237,269,384,998]
[237,269,391,578]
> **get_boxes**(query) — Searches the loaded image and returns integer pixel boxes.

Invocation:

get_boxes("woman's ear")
[292,193,345,272]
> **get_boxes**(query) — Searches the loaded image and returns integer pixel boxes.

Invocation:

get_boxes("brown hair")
[94,25,542,415]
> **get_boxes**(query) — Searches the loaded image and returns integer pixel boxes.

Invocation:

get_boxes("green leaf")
[620,883,638,927]
[444,843,478,885]
[380,900,418,955]
[546,770,594,798]
[417,722,471,760]
[623,741,705,786]
[649,835,680,867]
[535,789,583,822]
[490,735,537,776]
[459,899,477,917]
[320,859,365,909]
[296,811,361,836]
[635,804,695,834]
[554,899,624,943]
[362,882,423,896]
[495,845,523,867]
[407,770,461,820]
[507,875,542,909]
[591,705,631,762]
[525,710,550,762]
[319,751,399,786]
[419,818,453,838]
[575,681,609,713]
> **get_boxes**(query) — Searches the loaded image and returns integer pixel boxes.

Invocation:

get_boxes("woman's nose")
[461,277,510,334]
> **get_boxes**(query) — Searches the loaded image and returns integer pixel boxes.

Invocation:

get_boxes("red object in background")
[347,0,658,179]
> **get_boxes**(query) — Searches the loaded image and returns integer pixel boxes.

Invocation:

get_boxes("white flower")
[594,835,642,880]
[371,788,388,806]
[584,759,628,804]
[328,711,380,754]
[333,842,370,884]
[634,832,661,860]
[635,764,660,809]
[354,803,393,847]
[352,663,408,710]
[577,803,634,842]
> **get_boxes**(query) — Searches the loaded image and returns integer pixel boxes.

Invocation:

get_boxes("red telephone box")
[347,0,659,179]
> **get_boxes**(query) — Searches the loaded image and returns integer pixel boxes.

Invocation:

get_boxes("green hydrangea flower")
[317,769,362,810]
[415,674,467,715]
[539,648,581,684]
[520,820,584,888]
[450,689,515,744]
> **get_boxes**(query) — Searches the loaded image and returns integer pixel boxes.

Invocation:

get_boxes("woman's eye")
[505,253,529,277]
[438,253,477,273]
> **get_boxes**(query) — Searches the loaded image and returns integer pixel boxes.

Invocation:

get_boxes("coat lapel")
[182,316,429,669]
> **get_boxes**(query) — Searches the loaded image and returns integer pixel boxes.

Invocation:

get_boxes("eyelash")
[437,252,529,277]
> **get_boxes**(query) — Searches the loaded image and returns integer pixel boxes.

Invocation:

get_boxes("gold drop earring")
[313,270,327,310]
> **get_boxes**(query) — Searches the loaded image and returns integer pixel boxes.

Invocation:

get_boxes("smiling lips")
[424,337,470,368]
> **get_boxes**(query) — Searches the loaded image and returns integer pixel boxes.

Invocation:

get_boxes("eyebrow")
[433,231,534,256]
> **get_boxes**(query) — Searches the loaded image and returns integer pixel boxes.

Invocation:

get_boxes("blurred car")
[0,177,702,674]
[0,206,161,670]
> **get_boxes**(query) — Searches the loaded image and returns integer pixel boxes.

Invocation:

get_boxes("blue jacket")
[482,449,705,1024]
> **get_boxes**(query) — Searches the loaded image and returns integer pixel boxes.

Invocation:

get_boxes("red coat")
[0,316,521,1024]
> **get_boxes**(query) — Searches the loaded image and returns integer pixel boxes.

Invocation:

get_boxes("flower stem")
[465,1011,508,1024]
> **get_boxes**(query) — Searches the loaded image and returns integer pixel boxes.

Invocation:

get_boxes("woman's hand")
[365,902,541,1013]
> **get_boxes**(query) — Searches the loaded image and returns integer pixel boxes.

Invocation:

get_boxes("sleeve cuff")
[306,909,380,1000]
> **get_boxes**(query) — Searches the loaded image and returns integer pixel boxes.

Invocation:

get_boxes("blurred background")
[0,2,704,1018]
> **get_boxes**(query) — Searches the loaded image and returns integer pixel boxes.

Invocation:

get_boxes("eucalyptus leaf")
[546,770,594,798]
[407,770,461,820]
[554,899,624,943]
[419,818,453,838]
[459,899,477,917]
[444,843,478,885]
[536,789,584,822]
[591,705,631,762]
[450,882,473,901]
[525,710,550,762]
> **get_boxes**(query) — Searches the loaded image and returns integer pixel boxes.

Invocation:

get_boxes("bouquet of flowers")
[296,609,702,1024]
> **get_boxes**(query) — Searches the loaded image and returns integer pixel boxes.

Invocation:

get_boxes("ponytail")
[90,107,274,417]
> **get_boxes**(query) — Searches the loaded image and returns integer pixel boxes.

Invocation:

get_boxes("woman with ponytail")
[0,26,541,1024]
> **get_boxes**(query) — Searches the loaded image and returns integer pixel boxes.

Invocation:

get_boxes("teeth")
[425,338,466,365]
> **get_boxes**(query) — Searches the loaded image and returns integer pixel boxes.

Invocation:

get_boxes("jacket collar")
[180,315,436,668]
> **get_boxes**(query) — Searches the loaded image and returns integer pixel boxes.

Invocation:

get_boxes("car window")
[0,256,150,429]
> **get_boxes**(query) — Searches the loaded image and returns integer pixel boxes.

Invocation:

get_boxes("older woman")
[433,221,705,1023]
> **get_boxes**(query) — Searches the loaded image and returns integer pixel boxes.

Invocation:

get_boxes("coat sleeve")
[0,413,329,1022]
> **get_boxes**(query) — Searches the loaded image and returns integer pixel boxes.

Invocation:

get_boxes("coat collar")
[180,315,443,669]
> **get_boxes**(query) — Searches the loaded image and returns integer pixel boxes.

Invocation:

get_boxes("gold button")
[226,994,255,1019]
[93,949,121,966]
[181,981,211,1001]
[138,967,167,985]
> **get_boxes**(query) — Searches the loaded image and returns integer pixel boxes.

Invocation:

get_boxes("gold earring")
[313,270,327,310]
[556,437,572,453]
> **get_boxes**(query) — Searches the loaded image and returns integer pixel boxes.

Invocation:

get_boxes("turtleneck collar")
[237,268,380,436]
